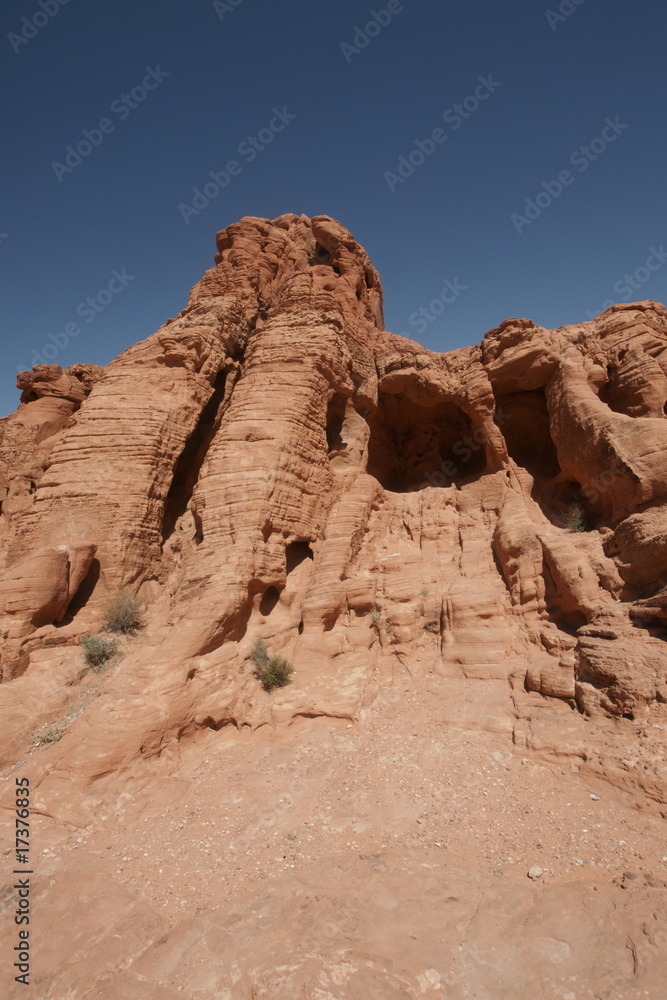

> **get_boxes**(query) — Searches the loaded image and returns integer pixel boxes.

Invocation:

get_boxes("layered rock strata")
[1,214,666,816]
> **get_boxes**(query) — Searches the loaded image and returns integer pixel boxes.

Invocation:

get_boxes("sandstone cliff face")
[1,214,667,814]
[2,215,667,1000]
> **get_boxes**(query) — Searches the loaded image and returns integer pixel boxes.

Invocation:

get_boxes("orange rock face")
[1,214,667,997]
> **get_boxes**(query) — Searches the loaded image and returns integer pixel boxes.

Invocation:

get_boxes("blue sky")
[1,0,665,416]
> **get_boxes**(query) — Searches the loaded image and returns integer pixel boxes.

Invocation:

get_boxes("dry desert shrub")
[81,634,119,670]
[369,607,382,631]
[250,640,294,691]
[103,589,144,634]
[34,720,67,745]
[562,503,588,532]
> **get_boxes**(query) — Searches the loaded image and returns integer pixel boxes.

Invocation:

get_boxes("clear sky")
[1,0,666,417]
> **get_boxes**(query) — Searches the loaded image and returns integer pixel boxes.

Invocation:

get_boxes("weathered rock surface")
[7,848,667,1000]
[3,703,667,999]
[1,214,666,996]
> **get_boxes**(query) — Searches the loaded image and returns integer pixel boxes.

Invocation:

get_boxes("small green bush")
[562,503,588,532]
[81,634,118,669]
[103,589,144,634]
[259,655,294,691]
[250,640,294,691]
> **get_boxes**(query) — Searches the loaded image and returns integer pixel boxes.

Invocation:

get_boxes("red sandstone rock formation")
[1,214,666,792]
[1,215,667,997]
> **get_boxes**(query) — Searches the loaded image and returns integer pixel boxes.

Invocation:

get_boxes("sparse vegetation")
[81,634,118,670]
[369,605,395,639]
[562,503,588,533]
[34,721,67,746]
[103,589,144,634]
[251,639,269,670]
[423,619,440,633]
[250,640,294,691]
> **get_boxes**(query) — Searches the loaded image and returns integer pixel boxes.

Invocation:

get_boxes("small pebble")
[590,794,599,801]
[528,866,543,880]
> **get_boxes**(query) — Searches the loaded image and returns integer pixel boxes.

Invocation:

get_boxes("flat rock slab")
[4,848,666,999]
